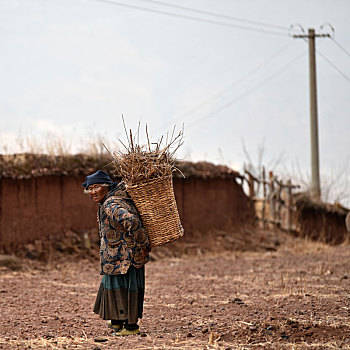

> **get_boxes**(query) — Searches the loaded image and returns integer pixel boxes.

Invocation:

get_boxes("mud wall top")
[0,154,240,180]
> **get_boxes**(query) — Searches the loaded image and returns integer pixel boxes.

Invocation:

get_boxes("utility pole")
[292,27,331,201]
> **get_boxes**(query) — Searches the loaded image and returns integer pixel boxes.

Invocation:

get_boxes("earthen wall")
[297,206,349,245]
[0,175,254,248]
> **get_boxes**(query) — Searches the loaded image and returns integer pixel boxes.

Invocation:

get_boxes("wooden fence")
[244,167,300,232]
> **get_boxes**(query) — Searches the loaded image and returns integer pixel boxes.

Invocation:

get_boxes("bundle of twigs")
[107,119,184,185]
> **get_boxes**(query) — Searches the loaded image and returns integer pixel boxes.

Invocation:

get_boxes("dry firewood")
[106,122,184,185]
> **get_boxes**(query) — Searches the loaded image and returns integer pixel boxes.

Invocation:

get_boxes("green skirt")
[93,265,145,324]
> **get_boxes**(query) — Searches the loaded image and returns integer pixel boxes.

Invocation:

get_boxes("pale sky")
[1,0,349,203]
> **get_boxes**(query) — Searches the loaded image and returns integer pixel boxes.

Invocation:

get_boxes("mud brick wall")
[0,176,97,249]
[296,204,349,245]
[173,177,254,235]
[0,175,254,248]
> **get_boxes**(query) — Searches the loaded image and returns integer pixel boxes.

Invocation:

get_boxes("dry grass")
[0,130,114,157]
[0,336,95,349]
[277,236,332,255]
[4,336,346,350]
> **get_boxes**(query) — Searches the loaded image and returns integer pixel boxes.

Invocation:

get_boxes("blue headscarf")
[82,170,113,189]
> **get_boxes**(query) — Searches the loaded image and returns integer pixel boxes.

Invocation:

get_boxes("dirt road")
[1,238,349,349]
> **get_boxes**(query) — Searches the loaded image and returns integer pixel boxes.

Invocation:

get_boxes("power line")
[317,49,350,84]
[186,50,307,129]
[137,0,288,31]
[90,0,288,36]
[331,38,350,59]
[166,41,294,126]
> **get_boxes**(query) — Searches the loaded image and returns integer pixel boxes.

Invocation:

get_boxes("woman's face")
[87,184,108,203]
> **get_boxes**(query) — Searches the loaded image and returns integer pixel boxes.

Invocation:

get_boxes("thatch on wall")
[0,153,240,180]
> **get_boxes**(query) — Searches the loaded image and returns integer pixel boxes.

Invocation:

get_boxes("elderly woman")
[82,170,151,336]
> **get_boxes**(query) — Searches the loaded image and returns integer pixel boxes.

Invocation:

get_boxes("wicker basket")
[126,176,184,247]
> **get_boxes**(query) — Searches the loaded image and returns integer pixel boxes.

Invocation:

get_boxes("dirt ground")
[0,231,350,350]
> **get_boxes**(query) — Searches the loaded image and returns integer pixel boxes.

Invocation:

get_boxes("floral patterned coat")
[97,182,150,275]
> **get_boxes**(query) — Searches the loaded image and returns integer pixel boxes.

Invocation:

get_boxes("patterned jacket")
[97,182,150,275]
